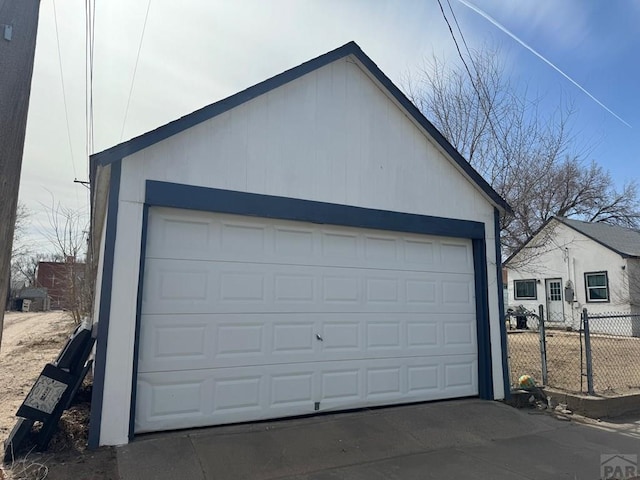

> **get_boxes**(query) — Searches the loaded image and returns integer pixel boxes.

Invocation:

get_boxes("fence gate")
[505,306,546,389]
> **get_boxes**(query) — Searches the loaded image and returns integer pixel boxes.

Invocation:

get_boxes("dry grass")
[1,313,118,480]
[507,329,640,396]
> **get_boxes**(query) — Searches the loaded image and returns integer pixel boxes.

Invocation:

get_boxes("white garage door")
[135,207,478,433]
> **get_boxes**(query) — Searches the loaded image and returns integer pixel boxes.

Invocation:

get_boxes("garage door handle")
[316,334,323,341]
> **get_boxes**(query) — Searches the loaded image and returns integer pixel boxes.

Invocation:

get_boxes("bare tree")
[40,200,90,324]
[406,46,640,259]
[9,203,32,297]
[11,254,39,288]
[11,202,30,259]
[42,200,87,263]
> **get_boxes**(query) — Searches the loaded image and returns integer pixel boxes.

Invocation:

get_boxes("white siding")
[97,55,504,446]
[627,258,640,312]
[118,58,492,222]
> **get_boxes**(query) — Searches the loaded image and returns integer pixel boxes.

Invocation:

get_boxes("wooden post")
[0,0,42,351]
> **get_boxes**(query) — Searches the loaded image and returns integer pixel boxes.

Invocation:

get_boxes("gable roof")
[556,216,640,258]
[505,216,640,266]
[90,41,510,213]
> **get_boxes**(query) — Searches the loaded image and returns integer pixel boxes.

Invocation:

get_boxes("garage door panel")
[136,355,477,433]
[137,208,479,434]
[142,259,475,315]
[135,373,213,434]
[138,312,476,373]
[145,209,473,274]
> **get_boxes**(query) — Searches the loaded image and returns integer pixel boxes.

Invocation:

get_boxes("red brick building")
[36,258,85,310]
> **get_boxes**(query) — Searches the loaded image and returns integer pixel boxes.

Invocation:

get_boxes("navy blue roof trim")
[145,180,486,239]
[91,41,510,213]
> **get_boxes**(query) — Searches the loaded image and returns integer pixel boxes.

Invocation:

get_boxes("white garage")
[89,42,510,447]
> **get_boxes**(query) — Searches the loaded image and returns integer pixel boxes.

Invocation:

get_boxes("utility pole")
[0,0,42,351]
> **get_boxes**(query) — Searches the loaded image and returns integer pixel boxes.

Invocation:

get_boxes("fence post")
[582,308,595,395]
[538,304,548,385]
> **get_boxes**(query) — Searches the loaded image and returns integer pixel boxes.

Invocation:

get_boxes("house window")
[548,281,562,301]
[585,272,609,302]
[514,279,537,300]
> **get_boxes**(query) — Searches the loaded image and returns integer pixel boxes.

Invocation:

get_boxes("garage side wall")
[97,57,505,445]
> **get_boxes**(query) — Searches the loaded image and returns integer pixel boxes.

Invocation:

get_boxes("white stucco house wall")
[88,42,511,447]
[505,216,640,334]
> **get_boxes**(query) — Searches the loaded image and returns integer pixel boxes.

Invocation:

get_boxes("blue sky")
[19,0,639,249]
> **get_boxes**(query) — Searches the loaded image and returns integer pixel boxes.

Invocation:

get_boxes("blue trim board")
[494,208,510,399]
[90,41,510,214]
[472,238,494,399]
[88,160,122,449]
[145,181,486,240]
[141,180,496,402]
[128,204,150,441]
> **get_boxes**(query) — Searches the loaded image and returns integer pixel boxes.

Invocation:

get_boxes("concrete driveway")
[116,399,640,479]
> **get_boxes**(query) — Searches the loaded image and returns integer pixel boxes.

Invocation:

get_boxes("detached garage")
[88,42,511,447]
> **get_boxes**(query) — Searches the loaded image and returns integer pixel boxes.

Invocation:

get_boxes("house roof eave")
[504,216,637,269]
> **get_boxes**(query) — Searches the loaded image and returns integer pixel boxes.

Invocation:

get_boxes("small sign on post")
[17,364,74,423]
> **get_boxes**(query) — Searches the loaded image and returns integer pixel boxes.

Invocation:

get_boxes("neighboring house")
[88,42,511,447]
[15,287,50,312]
[36,258,85,310]
[505,216,640,334]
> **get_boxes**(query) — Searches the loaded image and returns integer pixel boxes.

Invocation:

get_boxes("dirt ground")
[507,328,640,395]
[0,312,118,480]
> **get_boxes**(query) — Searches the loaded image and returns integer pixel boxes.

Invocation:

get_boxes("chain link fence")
[505,306,544,389]
[506,307,640,396]
[586,312,640,395]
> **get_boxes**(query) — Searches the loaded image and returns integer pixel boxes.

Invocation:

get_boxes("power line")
[83,0,95,213]
[446,0,476,71]
[436,0,509,164]
[90,0,95,154]
[120,0,151,141]
[435,0,479,104]
[85,0,95,165]
[52,0,78,182]
[444,0,505,141]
